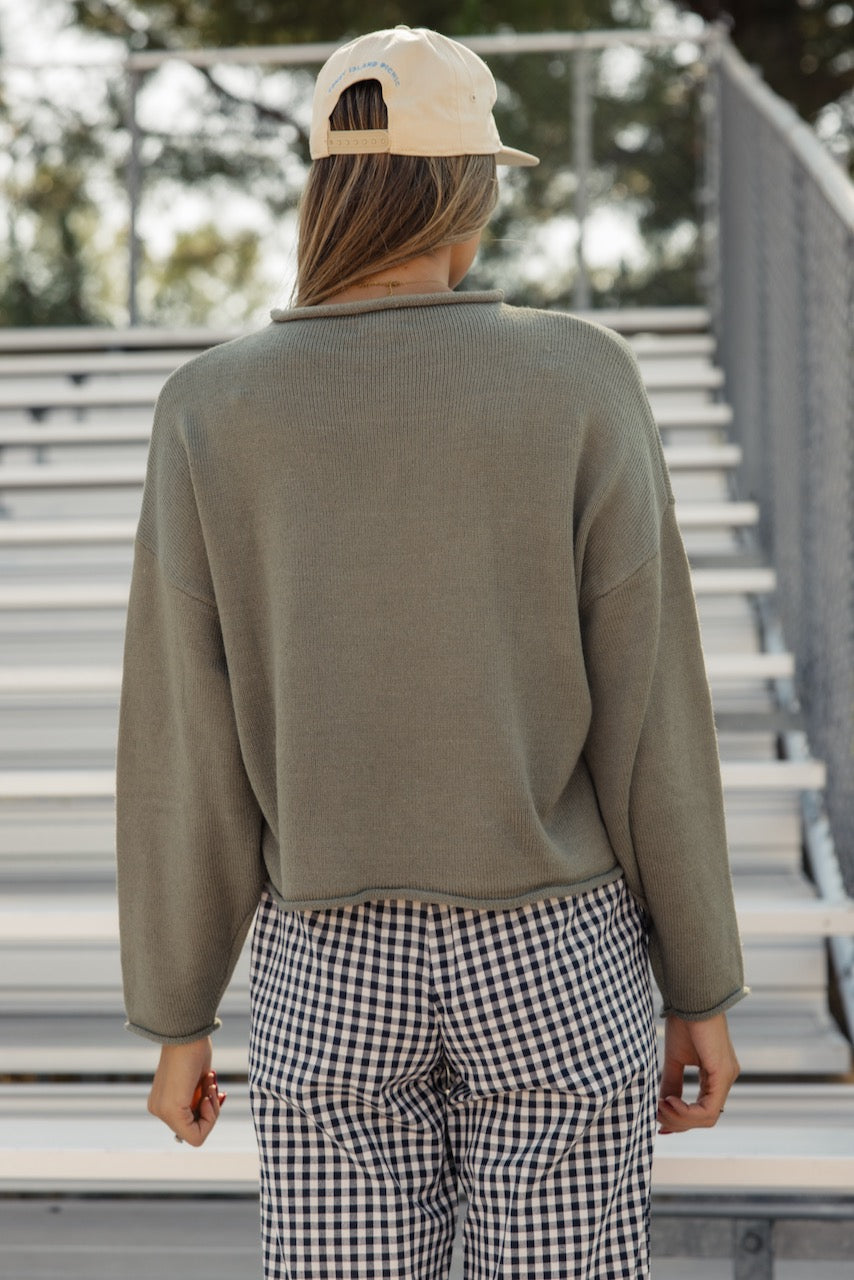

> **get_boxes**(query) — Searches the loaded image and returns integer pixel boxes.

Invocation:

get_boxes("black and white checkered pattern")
[248,876,657,1278]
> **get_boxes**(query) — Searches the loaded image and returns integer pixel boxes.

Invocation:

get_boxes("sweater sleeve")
[115,378,266,1045]
[580,499,749,1019]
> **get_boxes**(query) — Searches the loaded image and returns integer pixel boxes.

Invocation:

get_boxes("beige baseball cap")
[310,25,539,167]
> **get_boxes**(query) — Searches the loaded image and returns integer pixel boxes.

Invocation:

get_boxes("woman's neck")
[324,248,454,304]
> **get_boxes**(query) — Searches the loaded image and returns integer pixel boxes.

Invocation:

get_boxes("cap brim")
[495,145,539,167]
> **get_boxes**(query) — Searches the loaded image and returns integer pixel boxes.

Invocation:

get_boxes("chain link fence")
[713,39,854,890]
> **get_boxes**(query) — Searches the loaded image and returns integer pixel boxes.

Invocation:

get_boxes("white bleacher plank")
[0,905,118,940]
[4,878,851,942]
[0,416,734,453]
[736,900,854,936]
[722,1004,852,1075]
[675,501,758,527]
[628,333,716,356]
[0,567,776,612]
[0,312,707,352]
[0,382,161,410]
[0,519,137,544]
[648,403,732,428]
[2,1082,852,1196]
[0,1011,250,1075]
[745,940,829,989]
[0,652,795,694]
[0,342,715,380]
[0,425,151,448]
[0,326,240,352]
[574,306,712,332]
[0,760,827,800]
[652,1129,854,1194]
[0,507,765,546]
[663,444,741,468]
[0,1084,260,1194]
[719,760,826,789]
[0,505,754,547]
[0,997,844,1080]
[0,770,115,797]
[0,583,129,608]
[634,366,724,390]
[0,506,761,547]
[0,350,201,377]
[4,940,820,1012]
[690,567,777,594]
[0,667,123,692]
[0,759,827,800]
[704,653,794,678]
[0,446,742,494]
[0,464,146,490]
[6,1013,847,1082]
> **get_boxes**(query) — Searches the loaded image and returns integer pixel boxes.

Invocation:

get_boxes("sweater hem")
[124,1017,222,1046]
[265,866,624,913]
[659,984,751,1022]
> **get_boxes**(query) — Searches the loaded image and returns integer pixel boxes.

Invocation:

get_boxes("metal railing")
[119,28,724,321]
[0,26,721,327]
[710,36,854,894]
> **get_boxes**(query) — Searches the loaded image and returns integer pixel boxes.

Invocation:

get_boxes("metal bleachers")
[1,311,853,1214]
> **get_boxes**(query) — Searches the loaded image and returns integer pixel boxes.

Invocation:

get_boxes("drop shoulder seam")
[580,497,674,613]
[134,531,218,612]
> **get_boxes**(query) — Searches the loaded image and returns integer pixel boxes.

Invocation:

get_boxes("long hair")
[294,80,498,306]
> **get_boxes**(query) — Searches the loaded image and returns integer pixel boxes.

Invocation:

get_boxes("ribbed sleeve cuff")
[124,1017,223,1046]
[659,984,751,1022]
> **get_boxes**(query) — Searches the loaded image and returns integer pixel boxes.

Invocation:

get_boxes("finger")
[204,1090,221,1120]
[657,1094,723,1131]
[657,1060,684,1105]
[176,1100,217,1147]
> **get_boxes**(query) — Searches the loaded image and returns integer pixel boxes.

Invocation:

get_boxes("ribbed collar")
[271,289,504,323]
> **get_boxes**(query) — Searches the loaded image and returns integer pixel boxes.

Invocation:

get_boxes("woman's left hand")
[147,1035,227,1146]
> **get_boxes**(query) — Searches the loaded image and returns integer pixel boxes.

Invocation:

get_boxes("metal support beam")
[700,24,727,336]
[572,48,592,310]
[733,1218,773,1279]
[125,67,142,327]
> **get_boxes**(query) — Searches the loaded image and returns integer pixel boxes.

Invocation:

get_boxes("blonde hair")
[294,80,498,306]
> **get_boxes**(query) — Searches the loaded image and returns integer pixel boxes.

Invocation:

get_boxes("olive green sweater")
[116,289,748,1045]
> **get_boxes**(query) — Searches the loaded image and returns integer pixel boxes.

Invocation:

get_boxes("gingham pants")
[248,875,658,1280]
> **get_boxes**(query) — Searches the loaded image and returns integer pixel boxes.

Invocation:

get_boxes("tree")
[679,0,854,133]
[0,70,115,324]
[2,1,849,324]
[62,0,713,316]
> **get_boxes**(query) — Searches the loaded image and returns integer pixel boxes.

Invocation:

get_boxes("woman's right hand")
[147,1036,227,1146]
[656,1011,740,1134]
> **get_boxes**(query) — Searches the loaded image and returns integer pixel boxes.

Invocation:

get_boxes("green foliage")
[678,1,854,125]
[140,222,266,324]
[69,0,645,46]
[1,1,849,325]
[0,114,112,325]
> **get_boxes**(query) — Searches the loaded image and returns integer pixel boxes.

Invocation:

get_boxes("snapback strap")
[326,129,391,154]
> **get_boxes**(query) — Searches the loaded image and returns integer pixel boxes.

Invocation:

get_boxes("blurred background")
[0,0,850,328]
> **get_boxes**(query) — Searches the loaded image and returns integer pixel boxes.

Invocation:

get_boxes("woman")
[117,25,747,1279]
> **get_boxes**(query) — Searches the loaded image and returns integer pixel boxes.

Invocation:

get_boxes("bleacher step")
[0,759,828,799]
[2,1000,849,1079]
[0,651,796,693]
[1,1082,852,1196]
[0,503,761,545]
